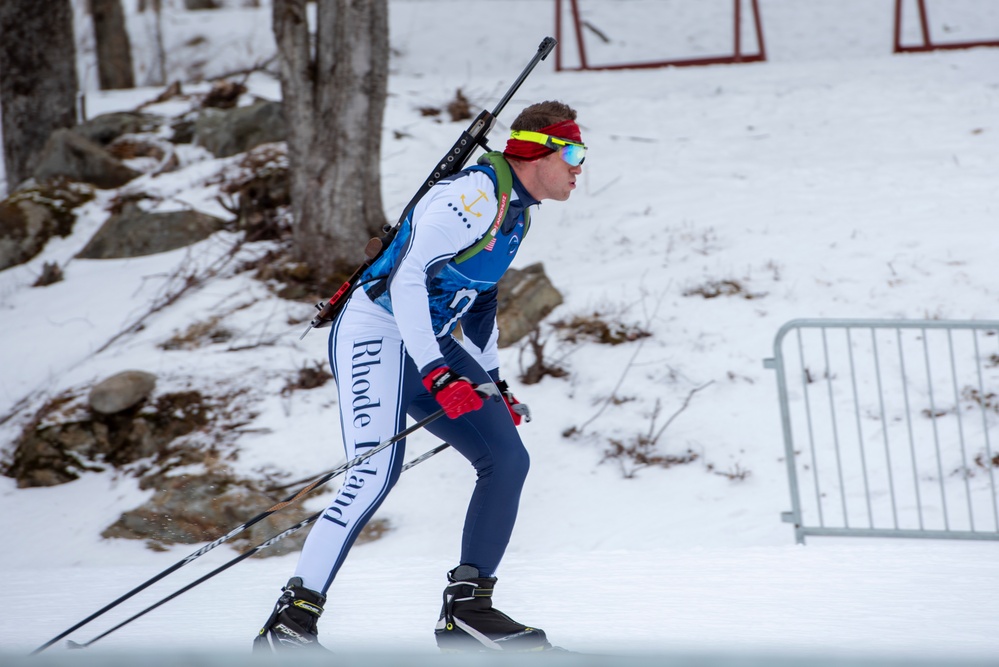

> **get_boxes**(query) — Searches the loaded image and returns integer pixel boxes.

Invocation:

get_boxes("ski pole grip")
[511,403,532,422]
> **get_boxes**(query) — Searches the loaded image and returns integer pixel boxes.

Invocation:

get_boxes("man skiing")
[255,100,585,653]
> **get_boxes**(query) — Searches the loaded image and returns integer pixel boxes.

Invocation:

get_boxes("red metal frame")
[893,0,999,53]
[554,0,766,71]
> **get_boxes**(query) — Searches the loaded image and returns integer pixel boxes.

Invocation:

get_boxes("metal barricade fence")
[765,319,999,544]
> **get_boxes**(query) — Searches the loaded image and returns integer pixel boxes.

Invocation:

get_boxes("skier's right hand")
[423,366,483,419]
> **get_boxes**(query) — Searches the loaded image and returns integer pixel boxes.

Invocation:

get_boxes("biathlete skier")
[255,100,586,653]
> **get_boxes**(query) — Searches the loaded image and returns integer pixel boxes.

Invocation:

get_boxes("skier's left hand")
[496,380,531,425]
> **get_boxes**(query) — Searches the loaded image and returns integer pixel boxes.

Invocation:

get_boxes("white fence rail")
[766,319,999,544]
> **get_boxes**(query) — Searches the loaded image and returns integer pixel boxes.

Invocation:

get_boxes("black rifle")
[300,36,557,340]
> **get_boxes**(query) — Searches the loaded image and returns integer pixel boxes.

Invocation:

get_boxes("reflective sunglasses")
[510,130,587,166]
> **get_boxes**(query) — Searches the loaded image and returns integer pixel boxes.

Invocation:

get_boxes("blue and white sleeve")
[459,285,500,376]
[387,174,497,375]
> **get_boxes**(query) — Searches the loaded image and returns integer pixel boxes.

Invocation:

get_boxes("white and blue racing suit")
[293,161,540,594]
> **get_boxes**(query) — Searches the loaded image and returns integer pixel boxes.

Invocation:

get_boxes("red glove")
[423,367,483,419]
[496,380,530,426]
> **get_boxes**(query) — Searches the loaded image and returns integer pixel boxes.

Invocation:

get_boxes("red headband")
[503,119,583,161]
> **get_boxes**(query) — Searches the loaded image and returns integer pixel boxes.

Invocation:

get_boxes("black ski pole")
[299,36,557,340]
[398,441,450,471]
[66,440,453,650]
[271,434,455,494]
[29,387,488,656]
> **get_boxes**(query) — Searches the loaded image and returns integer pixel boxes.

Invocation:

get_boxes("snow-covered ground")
[2,1,999,664]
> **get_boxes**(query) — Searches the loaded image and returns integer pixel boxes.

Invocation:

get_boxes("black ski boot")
[253,577,327,652]
[434,565,551,652]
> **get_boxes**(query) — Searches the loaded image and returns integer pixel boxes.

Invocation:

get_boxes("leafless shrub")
[416,90,472,123]
[517,328,569,385]
[563,291,666,436]
[707,462,752,481]
[106,136,168,161]
[962,386,999,413]
[682,278,766,300]
[600,383,713,479]
[215,144,292,243]
[447,89,472,122]
[201,79,247,109]
[551,310,652,346]
[281,361,333,396]
[32,262,64,287]
[93,237,248,357]
[138,81,185,110]
[160,315,233,350]
[803,367,837,384]
[603,436,698,479]
[240,249,313,299]
[354,518,391,545]
[975,451,999,469]
[764,259,782,282]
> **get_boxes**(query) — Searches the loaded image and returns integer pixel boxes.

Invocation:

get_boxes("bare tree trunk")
[273,0,389,284]
[90,0,135,90]
[136,0,167,86]
[0,0,79,189]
